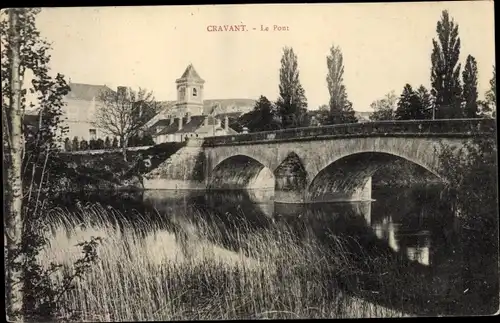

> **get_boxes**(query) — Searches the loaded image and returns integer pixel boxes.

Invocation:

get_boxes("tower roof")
[176,64,204,83]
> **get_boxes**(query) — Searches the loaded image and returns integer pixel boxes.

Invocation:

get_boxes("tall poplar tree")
[325,44,357,124]
[483,65,496,117]
[462,55,479,118]
[431,10,463,119]
[276,47,308,128]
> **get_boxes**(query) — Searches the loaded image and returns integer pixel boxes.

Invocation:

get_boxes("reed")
[38,203,406,321]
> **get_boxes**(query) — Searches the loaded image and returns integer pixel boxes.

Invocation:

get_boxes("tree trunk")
[5,9,25,322]
[122,136,128,162]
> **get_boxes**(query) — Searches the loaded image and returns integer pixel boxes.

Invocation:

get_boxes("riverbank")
[40,204,410,320]
[56,143,186,191]
[36,196,497,320]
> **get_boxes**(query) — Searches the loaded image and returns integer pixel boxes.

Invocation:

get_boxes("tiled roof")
[150,119,173,128]
[156,116,209,135]
[154,115,236,136]
[66,83,112,101]
[177,64,204,82]
[155,122,179,136]
[176,115,206,134]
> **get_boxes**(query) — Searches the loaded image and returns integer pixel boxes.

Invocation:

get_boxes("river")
[50,184,496,317]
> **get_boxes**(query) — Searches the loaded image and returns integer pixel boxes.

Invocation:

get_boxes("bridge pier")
[273,152,308,203]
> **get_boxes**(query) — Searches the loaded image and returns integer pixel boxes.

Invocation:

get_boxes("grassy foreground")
[38,203,406,321]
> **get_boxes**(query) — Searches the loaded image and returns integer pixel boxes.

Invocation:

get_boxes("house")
[152,114,238,144]
[147,64,252,143]
[60,82,114,142]
[354,111,373,122]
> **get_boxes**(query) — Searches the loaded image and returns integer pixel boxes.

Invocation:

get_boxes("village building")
[23,81,119,144]
[60,82,115,142]
[146,64,255,144]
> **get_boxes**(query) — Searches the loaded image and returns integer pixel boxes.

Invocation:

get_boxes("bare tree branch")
[92,86,155,161]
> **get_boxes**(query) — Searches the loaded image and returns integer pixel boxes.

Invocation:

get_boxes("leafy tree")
[89,138,97,150]
[276,47,308,128]
[415,85,434,119]
[112,137,119,148]
[438,135,498,313]
[312,104,331,126]
[325,44,357,125]
[63,137,71,151]
[480,65,496,118]
[395,84,429,120]
[96,138,105,150]
[93,86,155,161]
[369,91,398,121]
[486,66,496,109]
[239,95,281,132]
[2,8,97,321]
[141,133,155,146]
[72,136,80,151]
[80,139,89,151]
[431,10,463,119]
[104,136,111,149]
[462,55,479,118]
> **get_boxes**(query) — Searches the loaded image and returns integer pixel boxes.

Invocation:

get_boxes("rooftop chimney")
[178,116,183,130]
[204,116,209,126]
[170,115,174,125]
[224,115,229,131]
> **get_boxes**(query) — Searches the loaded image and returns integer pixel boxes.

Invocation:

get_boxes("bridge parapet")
[203,118,495,146]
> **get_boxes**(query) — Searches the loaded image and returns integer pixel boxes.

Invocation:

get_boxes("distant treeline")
[62,134,155,152]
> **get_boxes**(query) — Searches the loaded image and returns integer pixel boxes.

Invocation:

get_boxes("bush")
[112,137,119,148]
[63,138,71,151]
[80,140,89,151]
[438,135,499,313]
[104,137,111,149]
[72,137,79,151]
[141,134,155,146]
[89,139,97,150]
[96,138,105,150]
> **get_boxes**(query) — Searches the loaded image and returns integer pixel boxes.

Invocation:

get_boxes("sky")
[32,1,495,112]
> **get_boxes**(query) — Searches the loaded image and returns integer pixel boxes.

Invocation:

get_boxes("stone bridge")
[143,118,495,203]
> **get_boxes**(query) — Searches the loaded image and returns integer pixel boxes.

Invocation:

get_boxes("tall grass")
[37,203,407,321]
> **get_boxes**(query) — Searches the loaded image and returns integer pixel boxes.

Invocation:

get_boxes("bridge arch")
[306,151,441,202]
[207,154,275,190]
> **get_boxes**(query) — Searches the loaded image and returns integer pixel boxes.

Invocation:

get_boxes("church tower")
[175,64,205,116]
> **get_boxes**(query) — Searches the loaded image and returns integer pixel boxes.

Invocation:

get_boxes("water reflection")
[52,185,470,315]
[139,187,455,271]
[56,186,457,269]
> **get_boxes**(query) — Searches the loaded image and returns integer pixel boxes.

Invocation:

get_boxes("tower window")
[179,87,186,100]
[192,88,197,97]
